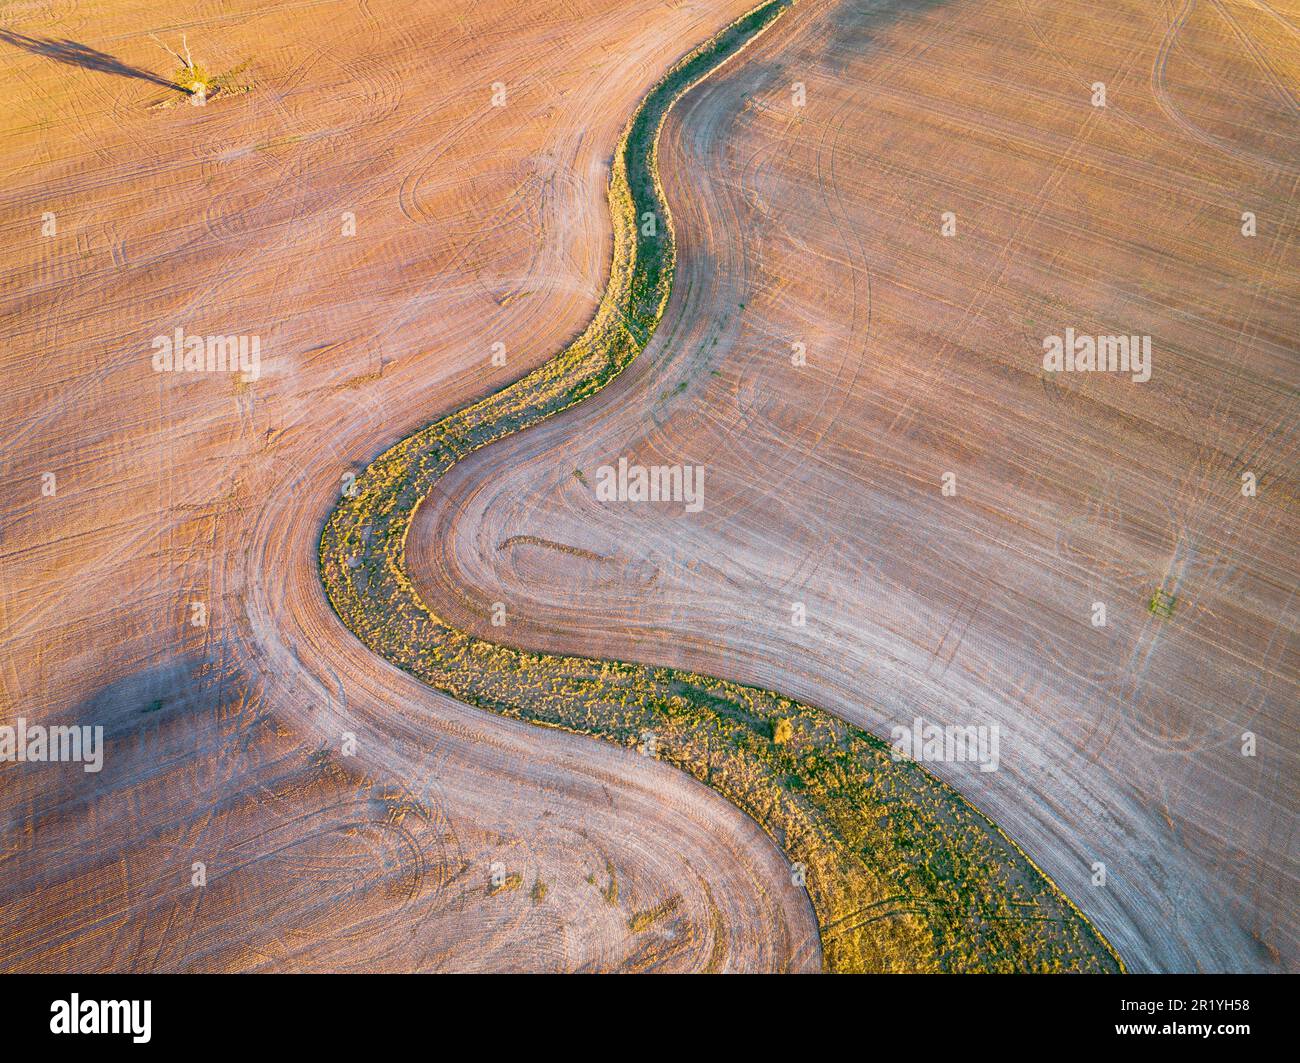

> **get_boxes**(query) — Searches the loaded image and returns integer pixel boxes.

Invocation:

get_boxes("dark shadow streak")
[0,29,175,89]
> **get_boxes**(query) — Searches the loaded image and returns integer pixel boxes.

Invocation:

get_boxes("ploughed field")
[1,0,819,972]
[0,0,1293,972]
[407,0,1300,972]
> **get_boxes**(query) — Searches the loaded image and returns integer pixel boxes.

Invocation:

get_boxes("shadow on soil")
[0,29,175,88]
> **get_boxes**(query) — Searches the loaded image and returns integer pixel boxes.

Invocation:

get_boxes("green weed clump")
[1148,587,1177,618]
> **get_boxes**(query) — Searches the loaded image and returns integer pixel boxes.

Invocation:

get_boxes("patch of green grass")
[1148,587,1177,618]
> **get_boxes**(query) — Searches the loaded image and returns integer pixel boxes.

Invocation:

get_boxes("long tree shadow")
[0,29,174,88]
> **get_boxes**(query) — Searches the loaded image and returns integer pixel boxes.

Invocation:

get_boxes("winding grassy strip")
[320,0,1124,973]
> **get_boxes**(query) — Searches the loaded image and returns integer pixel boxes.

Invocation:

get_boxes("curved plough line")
[320,0,1124,973]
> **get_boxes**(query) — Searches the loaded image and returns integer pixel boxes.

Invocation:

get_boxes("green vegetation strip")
[319,0,1123,973]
